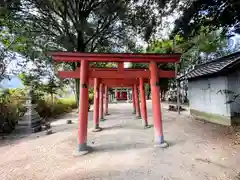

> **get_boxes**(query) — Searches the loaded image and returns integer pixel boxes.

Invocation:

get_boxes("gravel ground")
[0,101,239,180]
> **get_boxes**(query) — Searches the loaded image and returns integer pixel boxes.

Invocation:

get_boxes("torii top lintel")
[50,52,181,63]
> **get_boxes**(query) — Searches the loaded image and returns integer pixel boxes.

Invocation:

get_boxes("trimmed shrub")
[88,92,94,105]
[36,97,77,118]
[0,89,26,133]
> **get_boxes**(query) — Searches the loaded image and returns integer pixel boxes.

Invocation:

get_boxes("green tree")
[177,27,228,72]
[130,37,179,98]
[173,0,240,37]
[4,0,180,104]
[131,28,229,99]
[0,28,28,82]
[0,0,25,81]
[0,0,21,28]
[39,77,62,106]
[147,38,177,99]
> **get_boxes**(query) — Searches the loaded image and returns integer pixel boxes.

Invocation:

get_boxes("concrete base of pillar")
[144,124,153,129]
[105,113,110,116]
[100,118,106,122]
[154,141,169,148]
[66,120,72,124]
[136,116,141,119]
[74,144,93,156]
[154,135,169,148]
[92,127,103,132]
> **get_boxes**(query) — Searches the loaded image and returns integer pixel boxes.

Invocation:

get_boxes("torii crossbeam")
[50,52,180,63]
[51,52,180,155]
[58,67,175,79]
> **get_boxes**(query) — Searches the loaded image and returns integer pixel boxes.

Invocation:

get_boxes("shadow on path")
[92,142,150,153]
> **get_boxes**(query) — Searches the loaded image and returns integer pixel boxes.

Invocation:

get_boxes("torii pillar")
[134,84,141,119]
[77,60,92,154]
[99,83,105,121]
[139,78,150,128]
[149,61,168,148]
[92,78,102,132]
[132,86,136,114]
[114,88,117,103]
[51,51,180,152]
[104,85,109,115]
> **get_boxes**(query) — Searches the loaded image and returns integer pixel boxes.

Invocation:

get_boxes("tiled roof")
[178,51,240,80]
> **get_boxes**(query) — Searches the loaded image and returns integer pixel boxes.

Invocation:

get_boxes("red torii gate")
[59,75,150,127]
[58,64,175,122]
[50,52,180,155]
[58,68,173,125]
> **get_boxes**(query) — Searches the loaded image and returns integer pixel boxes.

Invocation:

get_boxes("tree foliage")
[0,0,21,26]
[131,37,179,97]
[173,0,240,37]
[9,0,179,53]
[178,27,228,71]
[132,27,231,98]
[0,27,29,82]
[1,0,181,103]
[2,0,237,104]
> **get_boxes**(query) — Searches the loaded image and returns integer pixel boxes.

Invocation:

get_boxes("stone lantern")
[18,86,42,133]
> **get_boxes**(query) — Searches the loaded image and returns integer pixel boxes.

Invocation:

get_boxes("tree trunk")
[75,79,80,106]
[51,93,54,114]
[51,93,54,106]
[161,90,165,101]
[147,86,151,99]
[69,80,77,103]
[75,31,85,108]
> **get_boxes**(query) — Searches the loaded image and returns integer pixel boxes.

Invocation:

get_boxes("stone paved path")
[0,101,239,180]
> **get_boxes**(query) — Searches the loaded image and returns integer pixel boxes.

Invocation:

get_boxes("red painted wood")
[93,78,100,129]
[49,51,180,150]
[122,92,127,100]
[117,62,124,72]
[52,56,179,63]
[116,91,120,100]
[58,69,175,79]
[149,61,164,144]
[50,52,181,58]
[116,91,127,100]
[104,85,109,115]
[139,78,148,126]
[116,91,127,101]
[105,85,135,88]
[100,79,139,84]
[115,89,117,99]
[50,52,181,63]
[91,70,148,79]
[99,84,104,120]
[134,84,140,118]
[88,79,140,87]
[78,60,89,148]
[132,86,136,114]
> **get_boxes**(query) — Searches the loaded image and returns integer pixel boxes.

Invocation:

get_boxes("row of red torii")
[50,52,181,154]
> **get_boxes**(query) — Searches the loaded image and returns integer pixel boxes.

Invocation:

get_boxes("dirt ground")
[0,101,239,180]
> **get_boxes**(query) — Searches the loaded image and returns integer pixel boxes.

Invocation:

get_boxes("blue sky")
[0,75,24,89]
